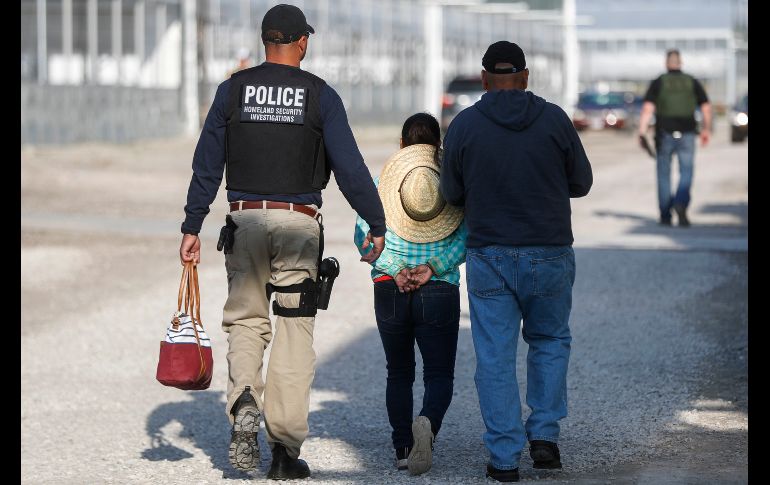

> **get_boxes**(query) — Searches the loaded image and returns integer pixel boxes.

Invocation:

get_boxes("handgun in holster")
[316,257,340,310]
[266,219,341,317]
[216,214,237,254]
[267,257,340,317]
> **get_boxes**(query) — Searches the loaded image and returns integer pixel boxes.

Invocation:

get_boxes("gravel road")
[21,123,747,484]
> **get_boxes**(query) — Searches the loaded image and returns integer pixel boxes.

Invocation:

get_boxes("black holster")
[217,214,238,254]
[267,279,319,318]
[316,257,340,310]
[266,219,340,317]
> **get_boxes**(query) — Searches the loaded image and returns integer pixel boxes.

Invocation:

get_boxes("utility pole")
[182,0,199,135]
[562,0,578,117]
[36,0,47,84]
[423,1,443,117]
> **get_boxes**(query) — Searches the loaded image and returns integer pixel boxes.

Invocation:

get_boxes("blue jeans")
[656,131,696,220]
[466,245,575,470]
[374,279,460,449]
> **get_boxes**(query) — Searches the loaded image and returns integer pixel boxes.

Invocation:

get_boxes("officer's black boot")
[229,386,260,470]
[266,443,311,480]
[673,203,690,227]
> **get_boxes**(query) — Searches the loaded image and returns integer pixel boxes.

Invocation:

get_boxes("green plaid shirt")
[354,178,467,286]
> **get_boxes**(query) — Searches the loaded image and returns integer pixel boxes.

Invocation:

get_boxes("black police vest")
[224,63,330,194]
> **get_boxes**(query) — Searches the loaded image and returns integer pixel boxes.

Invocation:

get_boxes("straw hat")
[378,144,463,243]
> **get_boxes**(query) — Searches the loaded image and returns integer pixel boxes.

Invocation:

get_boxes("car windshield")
[447,78,482,93]
[578,92,628,108]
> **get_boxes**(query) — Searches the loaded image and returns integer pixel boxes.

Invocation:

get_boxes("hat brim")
[378,144,464,243]
[306,24,315,34]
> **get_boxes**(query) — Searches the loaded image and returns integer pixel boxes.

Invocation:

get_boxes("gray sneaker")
[407,416,434,475]
[229,387,260,470]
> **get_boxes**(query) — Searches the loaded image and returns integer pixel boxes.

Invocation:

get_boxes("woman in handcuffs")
[354,112,466,476]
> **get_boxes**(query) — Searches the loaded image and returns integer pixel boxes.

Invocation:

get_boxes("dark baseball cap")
[261,4,315,44]
[482,41,526,74]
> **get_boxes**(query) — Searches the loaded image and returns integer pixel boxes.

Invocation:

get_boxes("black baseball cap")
[261,4,315,44]
[482,41,526,74]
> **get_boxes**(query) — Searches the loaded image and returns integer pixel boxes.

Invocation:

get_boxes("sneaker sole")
[408,416,433,475]
[229,407,260,470]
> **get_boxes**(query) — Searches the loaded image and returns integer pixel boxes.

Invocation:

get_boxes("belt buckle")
[672,131,683,139]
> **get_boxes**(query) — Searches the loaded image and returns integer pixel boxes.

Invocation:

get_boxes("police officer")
[638,49,712,227]
[178,4,386,480]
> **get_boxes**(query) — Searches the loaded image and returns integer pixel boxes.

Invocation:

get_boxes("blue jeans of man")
[656,131,696,221]
[466,245,575,470]
[374,279,460,449]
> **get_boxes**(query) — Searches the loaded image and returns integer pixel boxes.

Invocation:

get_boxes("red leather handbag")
[156,261,213,390]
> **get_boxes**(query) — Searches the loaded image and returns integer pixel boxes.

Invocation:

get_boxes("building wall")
[578,30,735,105]
[21,0,186,144]
[21,83,184,144]
[575,0,749,108]
[21,0,565,144]
[196,0,566,126]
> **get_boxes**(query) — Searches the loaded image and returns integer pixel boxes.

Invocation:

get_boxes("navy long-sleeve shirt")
[182,65,386,236]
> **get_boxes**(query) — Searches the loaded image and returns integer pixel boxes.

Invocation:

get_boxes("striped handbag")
[155,261,214,390]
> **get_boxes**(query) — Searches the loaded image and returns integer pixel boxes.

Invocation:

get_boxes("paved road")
[21,123,747,484]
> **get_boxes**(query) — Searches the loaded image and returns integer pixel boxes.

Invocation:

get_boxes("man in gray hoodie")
[440,41,592,482]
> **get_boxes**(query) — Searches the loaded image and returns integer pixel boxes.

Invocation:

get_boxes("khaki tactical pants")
[222,206,320,460]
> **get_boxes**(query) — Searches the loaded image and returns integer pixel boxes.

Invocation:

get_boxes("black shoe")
[229,387,260,470]
[659,217,672,226]
[485,464,519,482]
[267,443,310,480]
[529,440,562,469]
[673,204,690,227]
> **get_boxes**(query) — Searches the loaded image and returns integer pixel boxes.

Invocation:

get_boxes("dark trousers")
[374,279,460,449]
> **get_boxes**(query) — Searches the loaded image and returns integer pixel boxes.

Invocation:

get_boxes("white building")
[576,0,748,109]
[20,0,567,144]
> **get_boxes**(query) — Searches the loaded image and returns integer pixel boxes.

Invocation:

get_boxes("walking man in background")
[440,41,592,482]
[638,48,712,227]
[178,4,386,480]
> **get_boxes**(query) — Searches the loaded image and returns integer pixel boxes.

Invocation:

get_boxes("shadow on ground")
[594,201,747,240]
[138,324,485,481]
[140,246,748,482]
